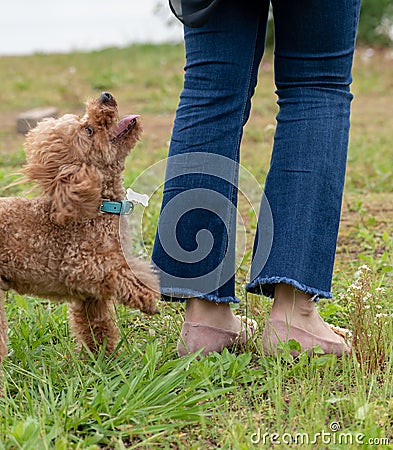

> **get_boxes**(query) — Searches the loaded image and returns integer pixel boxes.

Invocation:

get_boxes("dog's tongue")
[115,115,140,135]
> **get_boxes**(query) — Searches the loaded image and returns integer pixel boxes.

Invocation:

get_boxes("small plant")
[342,265,389,374]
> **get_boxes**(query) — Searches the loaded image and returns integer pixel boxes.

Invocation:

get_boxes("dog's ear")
[24,162,103,225]
[51,163,103,225]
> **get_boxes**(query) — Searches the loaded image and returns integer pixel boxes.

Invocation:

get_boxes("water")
[0,0,182,56]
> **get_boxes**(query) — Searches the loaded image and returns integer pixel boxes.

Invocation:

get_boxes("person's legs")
[153,0,270,333]
[247,0,361,349]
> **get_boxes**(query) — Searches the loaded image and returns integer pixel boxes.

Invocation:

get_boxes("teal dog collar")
[100,200,134,215]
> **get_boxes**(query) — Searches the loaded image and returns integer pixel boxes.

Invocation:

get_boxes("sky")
[0,0,182,56]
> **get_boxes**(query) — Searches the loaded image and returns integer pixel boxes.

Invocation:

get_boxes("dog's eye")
[85,125,94,137]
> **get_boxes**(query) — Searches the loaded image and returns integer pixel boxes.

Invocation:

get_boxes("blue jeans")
[152,0,361,302]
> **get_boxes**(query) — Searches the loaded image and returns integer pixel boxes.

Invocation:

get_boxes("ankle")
[184,298,239,331]
[185,298,231,321]
[270,283,316,323]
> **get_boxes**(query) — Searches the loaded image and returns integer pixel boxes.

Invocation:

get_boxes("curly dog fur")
[0,93,159,375]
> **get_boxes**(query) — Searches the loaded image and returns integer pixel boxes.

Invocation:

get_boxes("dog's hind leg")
[68,298,120,355]
[0,291,7,362]
[0,291,7,394]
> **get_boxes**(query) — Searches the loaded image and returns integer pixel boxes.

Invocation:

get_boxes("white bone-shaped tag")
[126,188,149,207]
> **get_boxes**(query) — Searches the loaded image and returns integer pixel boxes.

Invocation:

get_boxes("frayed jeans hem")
[245,276,332,301]
[160,288,241,304]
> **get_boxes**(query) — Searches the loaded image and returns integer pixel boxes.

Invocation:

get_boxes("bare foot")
[184,298,242,333]
[269,283,343,344]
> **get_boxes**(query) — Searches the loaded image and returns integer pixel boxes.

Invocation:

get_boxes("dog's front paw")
[122,286,160,315]
[139,293,160,315]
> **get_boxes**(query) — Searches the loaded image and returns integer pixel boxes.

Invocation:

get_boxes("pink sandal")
[262,319,351,357]
[177,315,257,357]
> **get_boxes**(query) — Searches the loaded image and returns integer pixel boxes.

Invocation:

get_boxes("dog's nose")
[100,92,114,103]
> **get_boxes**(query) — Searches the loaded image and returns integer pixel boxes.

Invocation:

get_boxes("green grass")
[0,44,393,449]
[0,45,183,114]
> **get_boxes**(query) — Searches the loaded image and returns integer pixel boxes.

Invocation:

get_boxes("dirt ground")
[338,191,393,265]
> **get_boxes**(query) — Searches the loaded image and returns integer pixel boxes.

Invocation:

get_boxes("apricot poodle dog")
[0,93,159,374]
